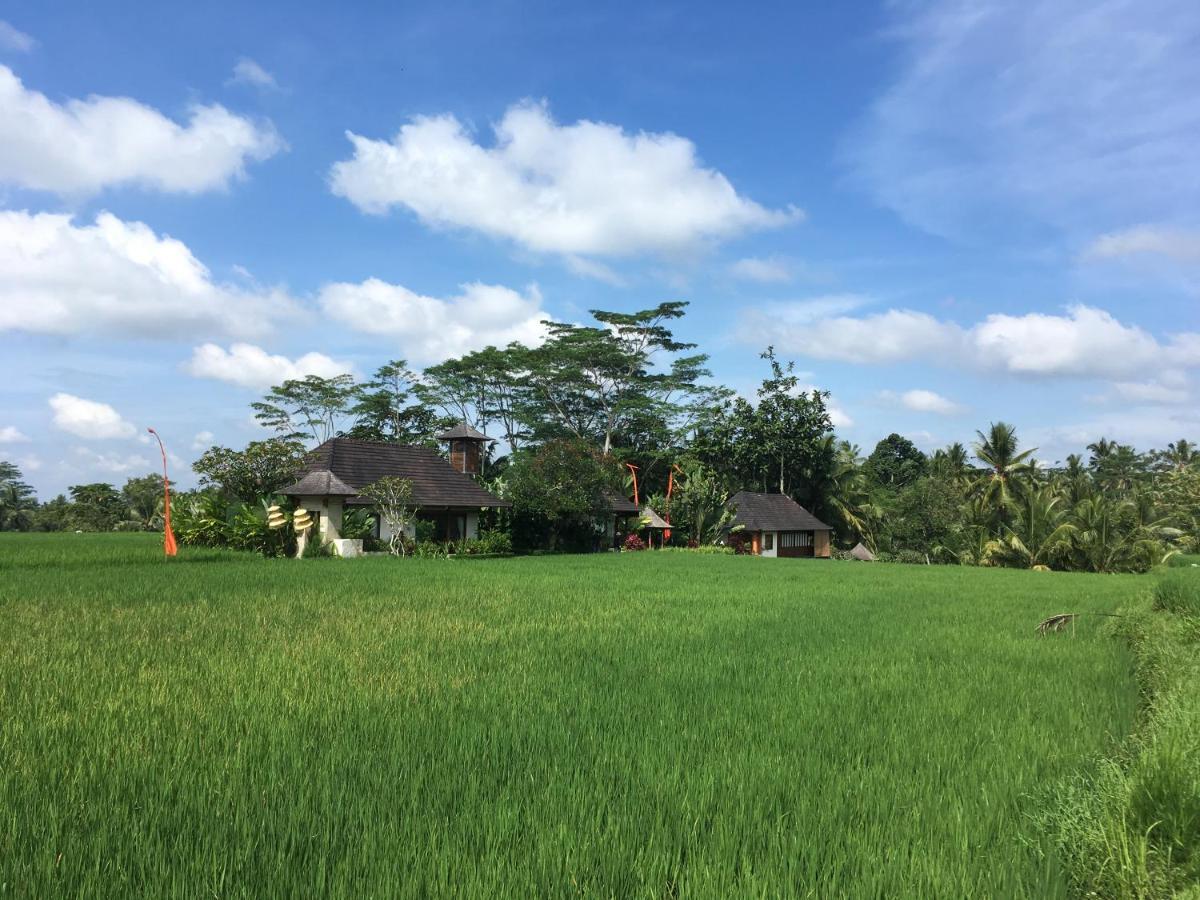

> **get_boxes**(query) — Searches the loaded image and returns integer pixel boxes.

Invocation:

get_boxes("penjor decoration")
[146,428,178,557]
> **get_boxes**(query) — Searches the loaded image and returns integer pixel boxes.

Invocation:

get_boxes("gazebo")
[639,506,670,548]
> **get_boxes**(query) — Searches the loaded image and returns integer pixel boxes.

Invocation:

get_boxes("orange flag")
[148,428,178,557]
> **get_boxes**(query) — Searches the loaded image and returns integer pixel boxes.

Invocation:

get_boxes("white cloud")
[747,303,1200,379]
[0,425,30,443]
[730,256,793,283]
[1083,225,1200,263]
[228,58,278,90]
[17,454,41,472]
[1109,380,1191,405]
[881,389,965,415]
[744,307,960,364]
[0,20,35,53]
[0,64,281,196]
[564,255,626,286]
[49,393,136,440]
[192,430,215,451]
[0,211,295,339]
[186,343,353,389]
[70,446,153,475]
[828,405,854,429]
[330,100,797,259]
[319,278,550,364]
[847,0,1200,241]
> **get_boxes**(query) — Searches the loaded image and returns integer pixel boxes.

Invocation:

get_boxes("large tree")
[348,360,439,445]
[863,433,927,490]
[67,483,128,532]
[522,302,710,454]
[0,461,37,532]
[506,439,625,550]
[252,374,357,443]
[193,439,307,503]
[121,474,163,530]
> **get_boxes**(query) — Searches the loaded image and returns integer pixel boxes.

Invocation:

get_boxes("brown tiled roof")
[728,491,831,532]
[436,422,494,441]
[280,438,509,508]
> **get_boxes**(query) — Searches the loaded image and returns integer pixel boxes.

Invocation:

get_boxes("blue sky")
[1,0,1198,497]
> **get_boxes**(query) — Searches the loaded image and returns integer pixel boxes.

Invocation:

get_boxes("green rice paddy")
[0,534,1142,897]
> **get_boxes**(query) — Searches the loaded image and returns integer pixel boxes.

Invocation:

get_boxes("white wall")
[760,531,778,558]
[297,496,342,542]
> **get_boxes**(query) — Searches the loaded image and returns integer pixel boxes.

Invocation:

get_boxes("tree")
[31,494,71,532]
[1155,439,1198,472]
[983,485,1075,570]
[0,461,37,531]
[67,483,127,532]
[667,461,733,545]
[506,439,625,550]
[359,476,415,556]
[930,442,971,486]
[523,302,710,454]
[348,360,440,445]
[972,422,1035,520]
[892,476,966,557]
[193,439,307,503]
[252,374,357,443]
[417,344,533,452]
[864,434,927,490]
[122,474,163,530]
[692,349,832,497]
[806,437,881,549]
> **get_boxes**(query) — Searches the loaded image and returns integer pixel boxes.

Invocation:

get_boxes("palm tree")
[809,436,881,549]
[1059,453,1093,504]
[1068,496,1173,573]
[972,422,1036,522]
[983,485,1075,570]
[1159,439,1198,472]
[932,442,971,487]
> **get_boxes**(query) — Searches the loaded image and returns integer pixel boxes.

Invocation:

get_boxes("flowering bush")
[622,533,646,552]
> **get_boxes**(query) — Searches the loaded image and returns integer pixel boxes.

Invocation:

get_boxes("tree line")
[2,301,1197,570]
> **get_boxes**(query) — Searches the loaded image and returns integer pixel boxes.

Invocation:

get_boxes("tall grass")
[0,534,1139,897]
[1037,569,1200,897]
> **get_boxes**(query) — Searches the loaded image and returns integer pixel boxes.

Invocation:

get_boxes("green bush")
[412,541,449,559]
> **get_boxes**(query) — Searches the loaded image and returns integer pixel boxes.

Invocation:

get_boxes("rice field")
[0,534,1142,897]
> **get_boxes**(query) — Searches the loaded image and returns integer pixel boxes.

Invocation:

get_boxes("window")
[763,532,774,551]
[780,531,812,549]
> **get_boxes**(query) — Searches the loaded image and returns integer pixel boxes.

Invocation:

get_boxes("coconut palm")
[809,436,881,549]
[1068,496,1170,573]
[931,442,971,487]
[1158,439,1198,472]
[1058,453,1093,504]
[972,422,1036,521]
[983,485,1075,570]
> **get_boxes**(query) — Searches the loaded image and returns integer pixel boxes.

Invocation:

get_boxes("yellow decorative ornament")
[292,508,313,532]
[266,505,288,530]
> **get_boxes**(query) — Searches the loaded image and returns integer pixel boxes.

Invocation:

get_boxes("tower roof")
[436,422,494,442]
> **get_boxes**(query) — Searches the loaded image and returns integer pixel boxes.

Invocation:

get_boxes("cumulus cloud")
[0,211,295,339]
[319,278,550,364]
[330,100,797,259]
[881,389,965,416]
[186,343,353,389]
[1109,380,1192,405]
[0,425,30,443]
[0,64,282,196]
[745,303,1200,380]
[192,430,215,451]
[49,393,136,440]
[1083,225,1200,263]
[0,20,35,53]
[730,256,793,283]
[742,307,960,365]
[227,58,278,90]
[846,0,1200,241]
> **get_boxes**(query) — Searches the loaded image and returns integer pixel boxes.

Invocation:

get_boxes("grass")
[0,533,1144,897]
[1038,568,1200,898]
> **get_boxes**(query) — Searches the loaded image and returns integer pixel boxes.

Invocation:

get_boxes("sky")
[1,0,1198,498]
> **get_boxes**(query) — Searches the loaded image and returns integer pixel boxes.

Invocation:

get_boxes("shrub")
[475,529,513,555]
[412,541,449,559]
[622,533,646,552]
[726,532,752,555]
[894,549,928,565]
